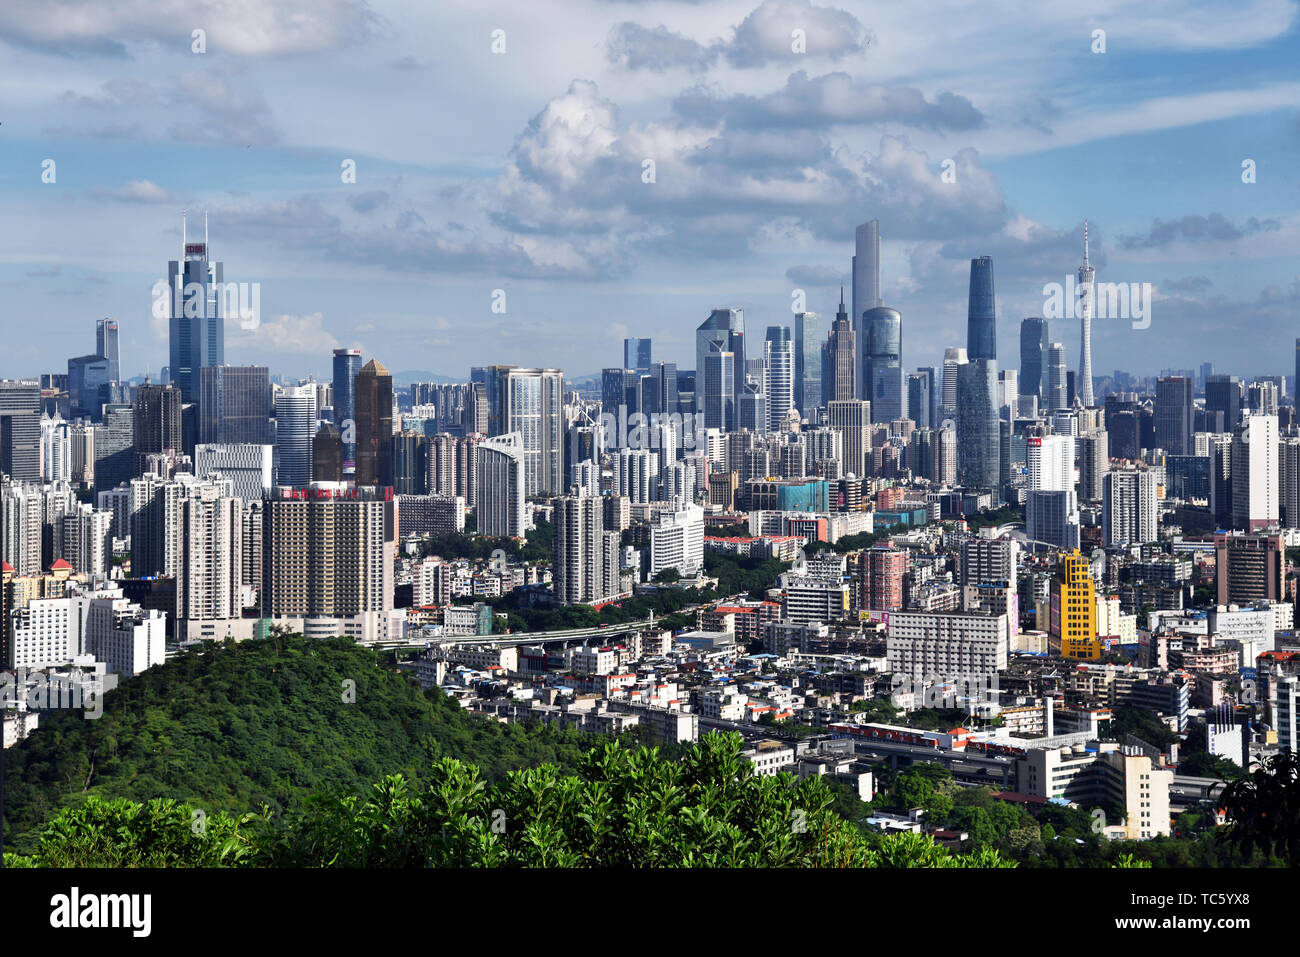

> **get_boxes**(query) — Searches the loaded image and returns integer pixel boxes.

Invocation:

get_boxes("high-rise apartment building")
[1230,413,1278,530]
[476,432,527,538]
[553,491,621,605]
[484,366,565,496]
[1103,468,1159,546]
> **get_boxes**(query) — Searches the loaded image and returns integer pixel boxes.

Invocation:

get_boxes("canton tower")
[1077,220,1095,407]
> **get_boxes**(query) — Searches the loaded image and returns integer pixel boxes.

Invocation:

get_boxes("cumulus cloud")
[606,22,717,72]
[786,264,849,286]
[674,71,985,131]
[726,0,870,67]
[1120,213,1281,249]
[230,312,342,355]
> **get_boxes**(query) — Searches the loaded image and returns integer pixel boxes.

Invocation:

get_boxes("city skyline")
[1,1,1298,381]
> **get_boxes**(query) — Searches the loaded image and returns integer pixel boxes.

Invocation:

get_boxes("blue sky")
[0,0,1297,384]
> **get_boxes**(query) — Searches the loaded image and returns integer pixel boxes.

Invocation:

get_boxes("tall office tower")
[260,487,396,636]
[311,424,343,484]
[273,385,317,488]
[824,290,857,403]
[957,358,1000,491]
[477,432,527,538]
[858,543,906,612]
[1229,413,1278,530]
[601,367,633,429]
[960,537,1020,587]
[1205,374,1242,434]
[1296,339,1300,405]
[1019,317,1049,401]
[331,348,362,473]
[198,365,271,445]
[793,311,822,418]
[1077,430,1109,502]
[0,380,41,481]
[195,443,274,501]
[700,346,735,432]
[909,368,936,429]
[1215,531,1284,605]
[1102,468,1158,546]
[1044,343,1068,411]
[553,491,616,605]
[763,326,794,432]
[93,406,134,492]
[1076,223,1096,407]
[827,399,870,479]
[485,366,565,496]
[623,337,652,374]
[940,348,967,422]
[907,427,933,480]
[176,486,244,641]
[851,220,882,384]
[862,305,904,423]
[132,383,182,478]
[1049,549,1101,660]
[997,369,1019,419]
[1247,380,1280,416]
[391,431,429,495]
[1280,433,1300,528]
[1026,435,1078,548]
[168,214,225,403]
[737,377,767,434]
[967,256,996,360]
[1155,376,1194,455]
[695,308,745,417]
[96,318,120,384]
[645,361,679,418]
[67,355,112,421]
[354,359,395,488]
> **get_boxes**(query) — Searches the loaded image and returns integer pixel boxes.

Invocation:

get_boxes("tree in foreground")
[1217,750,1300,866]
[7,733,1013,869]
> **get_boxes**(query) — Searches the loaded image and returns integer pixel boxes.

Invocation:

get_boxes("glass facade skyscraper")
[793,311,822,419]
[1019,317,1049,400]
[863,305,903,423]
[695,308,744,419]
[168,221,224,404]
[96,318,120,384]
[967,256,996,360]
[332,348,362,473]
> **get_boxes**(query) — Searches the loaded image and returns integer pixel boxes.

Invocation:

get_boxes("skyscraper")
[823,289,856,403]
[1155,376,1194,456]
[355,359,395,488]
[966,256,996,361]
[793,311,822,419]
[0,380,41,481]
[477,432,527,537]
[553,491,620,605]
[940,348,967,422]
[695,308,745,418]
[827,399,870,479]
[700,345,735,432]
[1205,374,1243,433]
[198,365,271,445]
[1230,413,1279,531]
[1076,222,1095,407]
[1103,468,1158,546]
[852,219,882,376]
[485,366,565,496]
[763,326,794,432]
[273,385,316,488]
[96,318,120,384]
[907,369,935,428]
[958,257,1000,492]
[623,338,652,374]
[132,383,182,477]
[332,348,362,473]
[863,305,904,423]
[1019,317,1049,401]
[168,213,225,403]
[1045,342,1068,412]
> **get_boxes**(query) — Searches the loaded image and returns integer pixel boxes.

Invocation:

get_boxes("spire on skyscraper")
[1077,219,1096,407]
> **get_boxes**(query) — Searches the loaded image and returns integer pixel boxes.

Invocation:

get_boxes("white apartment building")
[886,610,1010,681]
[650,503,705,578]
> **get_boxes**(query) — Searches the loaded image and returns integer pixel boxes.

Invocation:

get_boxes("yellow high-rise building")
[1049,549,1101,660]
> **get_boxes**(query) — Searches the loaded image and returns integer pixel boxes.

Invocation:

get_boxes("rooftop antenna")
[204,209,209,248]
[182,209,187,254]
